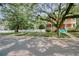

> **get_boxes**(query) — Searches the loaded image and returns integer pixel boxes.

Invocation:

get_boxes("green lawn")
[69,32,79,37]
[1,31,78,38]
[14,32,58,37]
[0,32,70,38]
[0,32,15,35]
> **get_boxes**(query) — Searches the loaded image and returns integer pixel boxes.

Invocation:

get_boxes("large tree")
[35,3,74,30]
[1,3,36,32]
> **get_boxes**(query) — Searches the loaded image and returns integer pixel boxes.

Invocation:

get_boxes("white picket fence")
[0,29,46,33]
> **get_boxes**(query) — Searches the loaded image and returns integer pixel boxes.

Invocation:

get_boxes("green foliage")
[1,3,36,32]
[39,24,45,29]
[46,29,51,32]
[1,3,79,35]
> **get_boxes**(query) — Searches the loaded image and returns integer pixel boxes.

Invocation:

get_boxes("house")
[60,18,76,30]
[47,18,77,31]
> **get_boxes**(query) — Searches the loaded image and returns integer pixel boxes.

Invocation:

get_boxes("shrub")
[39,24,45,29]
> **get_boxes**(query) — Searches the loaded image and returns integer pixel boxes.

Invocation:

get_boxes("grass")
[0,32,77,38]
[0,32,57,37]
[15,32,58,37]
[0,32,15,35]
[15,32,71,38]
[60,33,70,38]
[0,32,23,35]
[69,32,79,37]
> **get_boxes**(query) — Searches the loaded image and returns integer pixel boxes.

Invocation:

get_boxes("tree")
[1,3,79,34]
[1,3,36,32]
[34,3,76,36]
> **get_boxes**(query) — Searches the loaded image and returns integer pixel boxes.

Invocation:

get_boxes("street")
[0,35,79,56]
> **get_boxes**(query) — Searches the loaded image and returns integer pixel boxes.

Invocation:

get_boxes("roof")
[64,18,76,24]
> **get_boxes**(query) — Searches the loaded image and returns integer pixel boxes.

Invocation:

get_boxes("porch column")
[64,24,67,29]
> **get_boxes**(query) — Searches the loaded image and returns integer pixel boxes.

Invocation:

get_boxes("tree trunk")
[15,25,19,32]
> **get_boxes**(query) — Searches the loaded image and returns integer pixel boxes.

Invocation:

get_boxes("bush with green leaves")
[39,24,45,29]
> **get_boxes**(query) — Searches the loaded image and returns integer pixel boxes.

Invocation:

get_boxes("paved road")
[0,35,79,56]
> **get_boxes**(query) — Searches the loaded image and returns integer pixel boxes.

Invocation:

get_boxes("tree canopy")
[0,3,79,32]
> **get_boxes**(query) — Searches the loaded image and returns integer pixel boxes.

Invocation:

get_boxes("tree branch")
[58,3,74,29]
